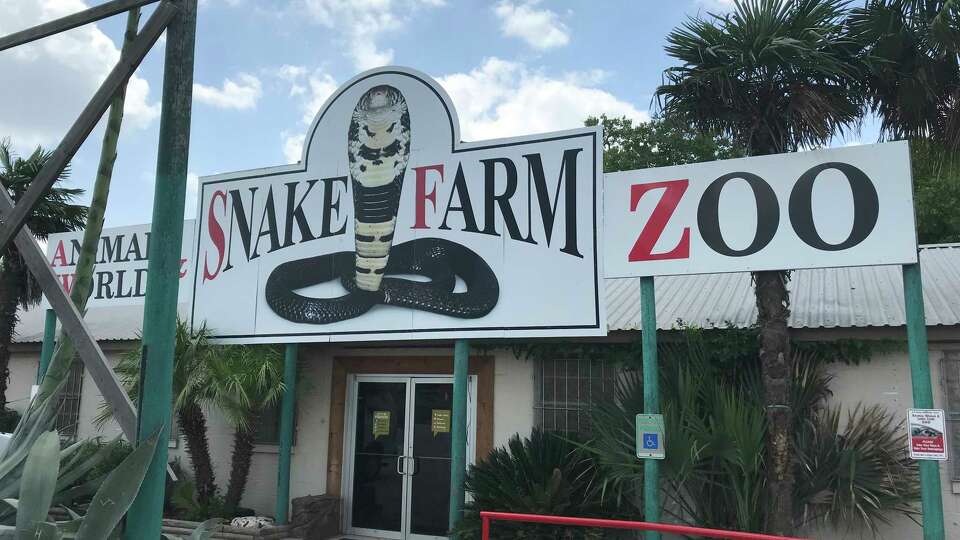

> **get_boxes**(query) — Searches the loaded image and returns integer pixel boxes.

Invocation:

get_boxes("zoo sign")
[604,141,918,277]
[191,67,603,343]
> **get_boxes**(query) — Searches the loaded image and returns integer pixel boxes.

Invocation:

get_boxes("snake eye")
[387,122,396,133]
[364,126,375,137]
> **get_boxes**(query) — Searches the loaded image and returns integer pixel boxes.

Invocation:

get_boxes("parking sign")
[636,414,665,460]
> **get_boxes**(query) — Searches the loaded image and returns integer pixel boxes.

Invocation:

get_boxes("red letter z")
[628,180,690,262]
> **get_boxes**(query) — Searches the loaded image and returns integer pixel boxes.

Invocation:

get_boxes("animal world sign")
[42,221,196,308]
[604,142,917,277]
[191,67,603,343]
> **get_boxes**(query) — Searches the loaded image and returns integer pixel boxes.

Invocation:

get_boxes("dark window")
[534,356,618,435]
[55,361,84,439]
[254,401,297,445]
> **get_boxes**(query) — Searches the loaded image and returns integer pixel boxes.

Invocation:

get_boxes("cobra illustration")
[264,85,500,325]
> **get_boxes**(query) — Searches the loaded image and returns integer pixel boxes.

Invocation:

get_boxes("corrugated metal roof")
[607,244,960,331]
[14,245,960,343]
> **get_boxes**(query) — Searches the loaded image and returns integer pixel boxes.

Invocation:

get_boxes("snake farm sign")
[604,141,918,278]
[41,221,196,308]
[190,67,603,343]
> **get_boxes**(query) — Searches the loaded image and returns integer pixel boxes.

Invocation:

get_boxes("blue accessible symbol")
[643,433,659,450]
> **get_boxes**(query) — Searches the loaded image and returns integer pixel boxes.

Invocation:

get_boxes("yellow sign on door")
[432,409,451,436]
[372,410,391,439]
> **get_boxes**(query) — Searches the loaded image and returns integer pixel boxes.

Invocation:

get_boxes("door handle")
[396,455,405,475]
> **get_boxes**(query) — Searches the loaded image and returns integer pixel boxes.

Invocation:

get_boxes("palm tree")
[203,344,284,514]
[0,141,87,409]
[103,319,218,505]
[848,0,960,150]
[655,0,861,534]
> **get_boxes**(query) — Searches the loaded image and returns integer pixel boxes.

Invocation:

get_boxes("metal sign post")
[449,339,470,537]
[902,263,946,540]
[639,276,660,540]
[125,0,197,537]
[275,343,299,524]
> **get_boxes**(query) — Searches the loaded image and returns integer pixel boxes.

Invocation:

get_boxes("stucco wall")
[815,347,960,539]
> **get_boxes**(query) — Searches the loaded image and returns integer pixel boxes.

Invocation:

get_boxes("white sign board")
[908,408,948,461]
[41,221,196,308]
[604,142,917,278]
[191,67,604,343]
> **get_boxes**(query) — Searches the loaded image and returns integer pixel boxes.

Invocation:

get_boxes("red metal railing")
[479,511,811,540]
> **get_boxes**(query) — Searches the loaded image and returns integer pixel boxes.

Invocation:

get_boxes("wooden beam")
[0,0,161,52]
[0,1,177,255]
[0,190,138,439]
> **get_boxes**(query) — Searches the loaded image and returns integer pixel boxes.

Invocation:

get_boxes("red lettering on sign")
[180,258,188,278]
[203,190,227,282]
[628,180,690,262]
[411,164,444,229]
[58,273,76,294]
[51,240,67,267]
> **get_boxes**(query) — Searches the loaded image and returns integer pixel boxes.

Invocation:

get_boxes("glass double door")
[345,375,473,540]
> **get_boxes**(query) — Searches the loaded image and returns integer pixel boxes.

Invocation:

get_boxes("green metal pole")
[37,308,56,383]
[275,343,298,524]
[125,0,196,537]
[640,276,660,540]
[903,263,945,540]
[448,339,469,538]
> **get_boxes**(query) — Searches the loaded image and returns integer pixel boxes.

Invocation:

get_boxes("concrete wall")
[816,347,960,539]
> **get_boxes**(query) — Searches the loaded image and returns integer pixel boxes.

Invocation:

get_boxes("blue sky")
[0,0,870,227]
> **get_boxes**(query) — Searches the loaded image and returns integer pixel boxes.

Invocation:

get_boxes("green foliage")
[0,409,21,433]
[454,430,619,539]
[203,345,285,431]
[910,139,960,243]
[795,405,920,533]
[656,0,862,156]
[0,428,161,539]
[585,115,739,173]
[168,479,229,522]
[848,1,960,150]
[581,330,919,534]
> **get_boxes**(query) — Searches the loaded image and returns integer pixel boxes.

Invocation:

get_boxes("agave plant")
[0,429,220,539]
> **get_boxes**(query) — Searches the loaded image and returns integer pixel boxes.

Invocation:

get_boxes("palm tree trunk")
[177,403,216,505]
[0,266,20,408]
[224,415,260,515]
[755,269,793,534]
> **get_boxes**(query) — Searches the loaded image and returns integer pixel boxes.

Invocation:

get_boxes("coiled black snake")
[264,85,500,325]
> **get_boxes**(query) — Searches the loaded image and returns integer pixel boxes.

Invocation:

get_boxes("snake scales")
[265,85,500,325]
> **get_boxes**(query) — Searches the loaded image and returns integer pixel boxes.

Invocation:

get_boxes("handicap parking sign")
[642,433,659,450]
[636,414,665,459]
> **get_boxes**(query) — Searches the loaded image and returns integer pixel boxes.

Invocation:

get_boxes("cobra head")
[347,85,411,292]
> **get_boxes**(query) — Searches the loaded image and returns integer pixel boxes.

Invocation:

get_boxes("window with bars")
[941,351,960,480]
[55,361,84,439]
[534,356,619,435]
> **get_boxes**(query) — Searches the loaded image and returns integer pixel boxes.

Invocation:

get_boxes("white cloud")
[0,0,159,148]
[298,0,444,70]
[694,0,736,12]
[193,73,263,110]
[493,1,570,50]
[438,58,648,141]
[282,132,306,163]
[273,66,339,124]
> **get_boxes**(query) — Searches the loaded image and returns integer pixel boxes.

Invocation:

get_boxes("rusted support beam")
[0,190,138,439]
[0,1,177,254]
[0,0,161,52]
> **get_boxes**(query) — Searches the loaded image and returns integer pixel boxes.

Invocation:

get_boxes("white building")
[8,245,960,539]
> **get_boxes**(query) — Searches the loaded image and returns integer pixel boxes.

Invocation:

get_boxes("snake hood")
[347,85,411,189]
[348,85,412,292]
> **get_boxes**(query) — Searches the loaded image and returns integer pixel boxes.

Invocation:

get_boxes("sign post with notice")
[635,414,665,460]
[909,409,948,461]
